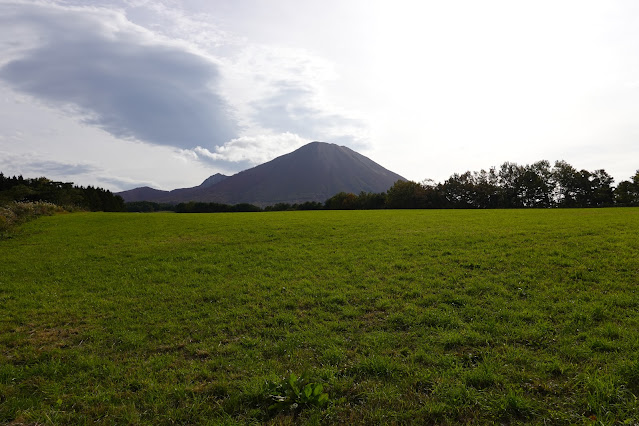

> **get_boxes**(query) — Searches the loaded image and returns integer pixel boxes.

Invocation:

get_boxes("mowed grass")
[1,209,639,424]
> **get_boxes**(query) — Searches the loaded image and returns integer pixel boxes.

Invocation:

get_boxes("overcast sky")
[1,0,639,191]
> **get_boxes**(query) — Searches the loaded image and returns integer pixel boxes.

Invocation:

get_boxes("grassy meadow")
[1,209,638,424]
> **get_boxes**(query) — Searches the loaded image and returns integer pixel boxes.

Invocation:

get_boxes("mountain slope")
[198,173,228,188]
[119,142,406,205]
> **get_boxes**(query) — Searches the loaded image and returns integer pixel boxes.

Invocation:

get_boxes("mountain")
[118,174,228,202]
[116,186,169,203]
[118,142,406,206]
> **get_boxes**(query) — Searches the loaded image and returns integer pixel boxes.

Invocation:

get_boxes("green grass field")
[1,209,639,424]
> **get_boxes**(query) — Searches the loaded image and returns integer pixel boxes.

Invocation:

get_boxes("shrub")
[0,212,11,232]
[0,201,65,234]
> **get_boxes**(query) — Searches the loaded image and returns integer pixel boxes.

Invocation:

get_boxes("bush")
[0,201,65,234]
[0,212,11,232]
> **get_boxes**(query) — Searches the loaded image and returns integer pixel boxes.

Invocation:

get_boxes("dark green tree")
[324,192,358,210]
[614,170,639,206]
[498,162,525,208]
[355,191,386,209]
[590,169,614,207]
[551,161,579,207]
[471,168,500,208]
[517,161,553,208]
[442,172,476,208]
[386,180,426,209]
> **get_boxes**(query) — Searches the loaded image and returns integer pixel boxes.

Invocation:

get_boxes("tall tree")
[614,170,639,206]
[498,162,525,208]
[551,161,579,207]
[386,180,427,209]
[471,168,500,209]
[517,161,553,208]
[590,169,614,207]
[443,172,477,208]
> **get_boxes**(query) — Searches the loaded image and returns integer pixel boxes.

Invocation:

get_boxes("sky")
[1,0,639,192]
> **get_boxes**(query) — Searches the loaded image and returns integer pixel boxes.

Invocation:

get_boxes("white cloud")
[193,132,309,165]
[218,44,371,155]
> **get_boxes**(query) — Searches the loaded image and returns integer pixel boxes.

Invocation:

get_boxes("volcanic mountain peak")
[118,141,405,205]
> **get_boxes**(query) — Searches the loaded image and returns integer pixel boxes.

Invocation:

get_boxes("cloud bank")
[0,2,237,150]
[0,152,98,178]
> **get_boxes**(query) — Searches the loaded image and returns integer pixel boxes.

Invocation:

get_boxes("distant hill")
[118,142,405,206]
[116,186,169,203]
[118,174,229,203]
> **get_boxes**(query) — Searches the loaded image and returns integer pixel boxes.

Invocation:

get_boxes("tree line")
[5,158,638,214]
[377,160,639,210]
[0,173,124,212]
[124,200,325,213]
[126,160,639,212]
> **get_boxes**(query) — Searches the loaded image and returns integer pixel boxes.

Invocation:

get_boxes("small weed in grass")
[264,373,329,415]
